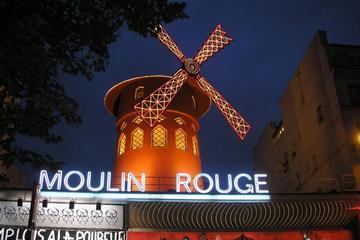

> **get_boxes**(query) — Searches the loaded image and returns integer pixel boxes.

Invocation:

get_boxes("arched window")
[175,117,185,125]
[152,125,167,147]
[131,128,144,150]
[135,86,145,99]
[191,96,197,109]
[118,133,126,155]
[175,128,186,151]
[192,136,199,156]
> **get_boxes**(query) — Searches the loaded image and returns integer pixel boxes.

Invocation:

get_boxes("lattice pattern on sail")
[134,70,188,127]
[194,25,233,65]
[196,76,250,140]
[156,25,186,63]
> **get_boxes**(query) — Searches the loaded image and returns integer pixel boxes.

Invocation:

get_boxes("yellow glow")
[175,128,186,151]
[131,128,144,150]
[192,136,198,156]
[157,116,166,122]
[152,125,167,147]
[133,116,143,124]
[118,134,126,155]
[357,133,360,144]
[175,117,185,125]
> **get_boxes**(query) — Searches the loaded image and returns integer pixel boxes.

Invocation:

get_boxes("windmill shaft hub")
[184,58,200,75]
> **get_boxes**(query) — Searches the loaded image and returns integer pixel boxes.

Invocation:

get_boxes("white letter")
[120,172,126,192]
[0,228,4,240]
[176,173,192,193]
[254,174,269,193]
[234,174,254,194]
[127,173,146,192]
[106,172,119,192]
[76,231,83,240]
[97,232,103,240]
[37,230,45,240]
[215,174,232,194]
[64,171,85,191]
[86,172,105,192]
[5,228,14,240]
[39,170,63,190]
[194,173,214,194]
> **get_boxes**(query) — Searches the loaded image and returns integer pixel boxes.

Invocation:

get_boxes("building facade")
[254,31,360,193]
[104,75,210,191]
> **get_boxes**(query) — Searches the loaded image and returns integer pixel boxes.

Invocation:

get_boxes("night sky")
[21,1,360,182]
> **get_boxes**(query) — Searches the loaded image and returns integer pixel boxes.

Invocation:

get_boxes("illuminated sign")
[39,170,269,200]
[0,228,124,240]
[0,200,125,230]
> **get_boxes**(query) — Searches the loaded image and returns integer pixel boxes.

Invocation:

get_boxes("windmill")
[134,24,251,140]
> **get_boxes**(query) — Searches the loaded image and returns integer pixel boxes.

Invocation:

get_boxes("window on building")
[133,116,143,124]
[152,125,167,147]
[316,105,324,123]
[131,128,144,150]
[120,122,127,131]
[192,136,199,156]
[348,84,360,106]
[175,117,185,125]
[175,128,186,151]
[135,86,145,99]
[191,96,197,109]
[118,133,126,155]
[157,116,166,123]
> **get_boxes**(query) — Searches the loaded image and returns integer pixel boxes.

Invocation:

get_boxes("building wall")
[254,31,360,193]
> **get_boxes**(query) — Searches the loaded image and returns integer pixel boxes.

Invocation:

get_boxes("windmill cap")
[104,75,211,118]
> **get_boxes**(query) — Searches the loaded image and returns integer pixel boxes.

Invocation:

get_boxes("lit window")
[120,122,127,131]
[152,125,167,147]
[131,128,144,150]
[175,128,186,151]
[133,116,143,124]
[175,117,185,125]
[191,96,196,109]
[157,116,166,123]
[135,86,145,99]
[192,136,198,156]
[118,133,126,155]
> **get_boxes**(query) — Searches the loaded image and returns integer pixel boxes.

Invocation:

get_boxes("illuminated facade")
[104,75,210,191]
[0,25,358,240]
[254,31,360,193]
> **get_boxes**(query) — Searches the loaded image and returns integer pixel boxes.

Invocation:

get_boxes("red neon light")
[348,206,360,211]
[128,230,353,240]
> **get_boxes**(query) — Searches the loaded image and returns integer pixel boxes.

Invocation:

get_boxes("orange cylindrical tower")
[104,75,210,192]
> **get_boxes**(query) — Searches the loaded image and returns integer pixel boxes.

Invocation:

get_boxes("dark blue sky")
[22,1,360,181]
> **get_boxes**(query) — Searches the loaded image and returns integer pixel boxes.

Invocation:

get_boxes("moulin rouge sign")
[39,170,269,201]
